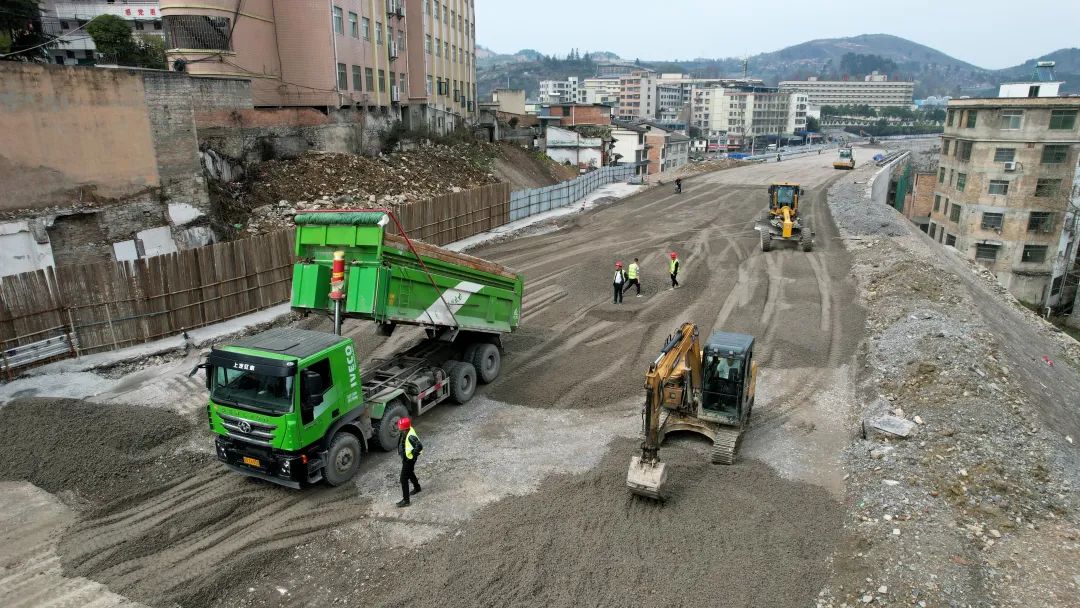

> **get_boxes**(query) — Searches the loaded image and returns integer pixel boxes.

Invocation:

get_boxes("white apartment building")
[41,1,164,66]
[581,77,620,105]
[692,86,805,149]
[539,76,581,104]
[618,69,657,121]
[779,72,914,109]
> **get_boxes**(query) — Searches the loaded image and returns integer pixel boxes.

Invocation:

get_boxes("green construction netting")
[294,212,388,226]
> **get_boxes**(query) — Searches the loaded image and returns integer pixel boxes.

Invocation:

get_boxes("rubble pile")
[238,143,501,236]
[816,168,1079,607]
[673,157,751,178]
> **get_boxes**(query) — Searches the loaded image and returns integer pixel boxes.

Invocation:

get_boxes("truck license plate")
[242,456,261,467]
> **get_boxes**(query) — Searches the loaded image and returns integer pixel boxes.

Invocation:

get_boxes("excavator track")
[710,426,744,465]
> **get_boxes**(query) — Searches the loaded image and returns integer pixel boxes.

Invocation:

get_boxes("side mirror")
[301,369,324,406]
[189,362,210,390]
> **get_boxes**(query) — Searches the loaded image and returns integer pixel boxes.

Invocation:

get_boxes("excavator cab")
[700,332,756,428]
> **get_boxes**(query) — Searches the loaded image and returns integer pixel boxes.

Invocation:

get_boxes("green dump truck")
[193,210,523,488]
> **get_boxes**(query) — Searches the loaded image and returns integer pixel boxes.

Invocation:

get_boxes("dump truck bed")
[291,211,523,334]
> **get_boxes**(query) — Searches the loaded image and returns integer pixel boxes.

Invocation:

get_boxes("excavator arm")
[627,322,702,499]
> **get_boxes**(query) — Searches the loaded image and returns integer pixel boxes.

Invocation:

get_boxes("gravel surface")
[209,439,844,608]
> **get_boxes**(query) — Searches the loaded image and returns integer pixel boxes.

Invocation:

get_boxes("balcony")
[386,0,405,17]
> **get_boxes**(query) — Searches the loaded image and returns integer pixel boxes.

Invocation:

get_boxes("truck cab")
[699,332,757,428]
[204,328,372,489]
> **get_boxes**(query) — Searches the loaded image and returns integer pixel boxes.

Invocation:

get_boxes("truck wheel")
[471,343,501,384]
[374,400,409,452]
[801,234,813,252]
[761,231,773,252]
[324,432,362,486]
[447,361,477,404]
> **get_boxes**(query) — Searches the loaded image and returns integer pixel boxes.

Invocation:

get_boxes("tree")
[135,33,165,69]
[0,0,57,61]
[805,116,820,132]
[86,14,138,64]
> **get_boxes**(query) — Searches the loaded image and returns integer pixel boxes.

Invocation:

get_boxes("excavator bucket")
[626,456,669,500]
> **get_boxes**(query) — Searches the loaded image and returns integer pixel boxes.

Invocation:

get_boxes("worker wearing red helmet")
[612,261,627,304]
[669,251,680,289]
[395,416,423,508]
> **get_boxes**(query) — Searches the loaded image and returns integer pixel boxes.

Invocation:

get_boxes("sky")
[475,0,1079,70]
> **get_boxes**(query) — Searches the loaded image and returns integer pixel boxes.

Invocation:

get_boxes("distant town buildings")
[617,69,658,121]
[779,72,914,109]
[691,85,808,149]
[928,63,1079,308]
[155,0,476,133]
[40,0,164,66]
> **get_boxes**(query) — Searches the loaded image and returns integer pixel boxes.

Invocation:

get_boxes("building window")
[975,243,1000,260]
[993,148,1015,162]
[1028,211,1053,233]
[163,15,231,50]
[362,17,370,40]
[443,2,448,23]
[1000,110,1023,130]
[929,223,937,238]
[376,21,383,44]
[425,34,432,53]
[946,109,955,126]
[942,139,951,155]
[1051,276,1064,296]
[966,110,977,128]
[1041,144,1069,164]
[378,69,386,92]
[945,234,957,247]
[950,203,961,222]
[451,9,456,28]
[352,65,362,91]
[365,68,374,92]
[1035,178,1061,197]
[336,63,347,90]
[1022,245,1048,263]
[956,173,967,192]
[348,12,358,37]
[958,141,972,161]
[435,37,440,56]
[981,212,1003,230]
[433,1,439,19]
[988,180,1009,195]
[332,6,343,35]
[1049,109,1077,130]
[444,41,449,58]
[938,167,945,183]
[426,75,433,95]
[933,194,941,212]
[134,21,144,31]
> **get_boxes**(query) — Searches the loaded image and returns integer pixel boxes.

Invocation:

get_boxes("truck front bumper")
[214,436,324,489]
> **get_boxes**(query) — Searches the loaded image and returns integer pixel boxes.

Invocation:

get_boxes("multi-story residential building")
[692,85,804,149]
[581,77,620,105]
[656,84,684,124]
[41,1,164,66]
[617,69,657,121]
[539,76,581,104]
[928,70,1079,307]
[778,72,914,109]
[158,0,475,132]
[657,73,764,107]
[663,132,690,172]
[610,123,649,176]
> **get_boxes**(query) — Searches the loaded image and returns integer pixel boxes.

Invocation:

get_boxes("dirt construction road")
[0,150,881,608]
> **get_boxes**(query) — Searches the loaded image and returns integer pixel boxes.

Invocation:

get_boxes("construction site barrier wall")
[509,165,635,221]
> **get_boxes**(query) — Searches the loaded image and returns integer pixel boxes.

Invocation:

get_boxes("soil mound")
[0,398,201,504]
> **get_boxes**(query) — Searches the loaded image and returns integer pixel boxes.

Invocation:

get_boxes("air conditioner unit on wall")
[1003,161,1018,171]
[390,86,400,103]
[388,40,399,59]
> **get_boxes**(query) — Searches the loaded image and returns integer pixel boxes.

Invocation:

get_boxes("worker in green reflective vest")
[396,417,423,508]
[623,258,641,297]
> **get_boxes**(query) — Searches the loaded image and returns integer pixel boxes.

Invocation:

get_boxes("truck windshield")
[212,367,294,414]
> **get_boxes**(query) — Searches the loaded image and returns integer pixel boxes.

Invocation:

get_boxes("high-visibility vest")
[669,258,679,274]
[404,427,420,459]
[627,263,639,279]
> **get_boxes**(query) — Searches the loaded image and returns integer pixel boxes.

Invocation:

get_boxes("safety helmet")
[615,261,623,268]
[670,252,677,259]
[397,417,411,431]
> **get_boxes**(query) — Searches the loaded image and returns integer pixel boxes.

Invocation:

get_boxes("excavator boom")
[626,322,702,499]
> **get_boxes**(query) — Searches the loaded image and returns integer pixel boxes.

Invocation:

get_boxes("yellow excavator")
[756,182,813,252]
[626,323,759,500]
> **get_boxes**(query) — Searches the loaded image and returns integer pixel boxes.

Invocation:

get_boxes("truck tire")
[761,231,773,252]
[446,361,477,404]
[471,343,501,384]
[801,233,813,252]
[373,400,409,452]
[324,432,362,486]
